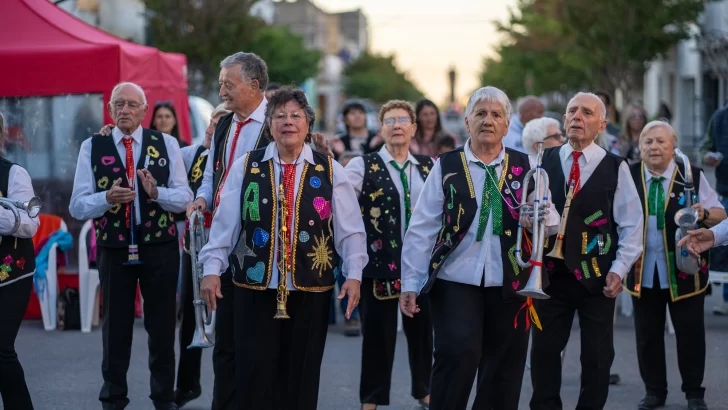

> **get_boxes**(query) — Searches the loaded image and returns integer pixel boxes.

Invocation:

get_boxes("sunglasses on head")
[155,100,174,108]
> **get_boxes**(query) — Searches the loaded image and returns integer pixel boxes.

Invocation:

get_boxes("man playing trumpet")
[69,82,193,410]
[400,86,559,410]
[529,92,644,410]
[625,121,725,410]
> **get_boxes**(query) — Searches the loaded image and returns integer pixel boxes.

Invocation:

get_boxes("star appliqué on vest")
[232,230,256,268]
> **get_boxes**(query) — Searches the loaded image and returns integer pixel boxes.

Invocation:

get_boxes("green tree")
[344,53,424,103]
[248,26,321,87]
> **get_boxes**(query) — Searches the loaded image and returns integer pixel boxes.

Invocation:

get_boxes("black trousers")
[176,252,202,393]
[359,278,432,405]
[212,269,235,410]
[429,280,529,410]
[530,270,616,410]
[0,277,34,410]
[633,286,706,400]
[234,286,332,410]
[98,241,180,409]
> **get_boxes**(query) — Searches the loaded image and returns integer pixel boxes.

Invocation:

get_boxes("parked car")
[189,96,215,146]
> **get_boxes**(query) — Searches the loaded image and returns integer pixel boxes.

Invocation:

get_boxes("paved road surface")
[9,291,728,410]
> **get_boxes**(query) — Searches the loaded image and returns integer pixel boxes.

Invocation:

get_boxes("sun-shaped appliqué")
[307,232,333,277]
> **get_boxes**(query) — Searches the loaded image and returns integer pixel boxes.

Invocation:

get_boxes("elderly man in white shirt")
[624,121,725,410]
[198,87,366,410]
[69,82,193,410]
[529,92,644,410]
[400,86,559,410]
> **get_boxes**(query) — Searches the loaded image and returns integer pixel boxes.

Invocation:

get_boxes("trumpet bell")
[517,288,550,299]
[517,266,551,300]
[274,305,290,319]
[187,328,214,349]
[26,197,42,218]
[674,207,698,228]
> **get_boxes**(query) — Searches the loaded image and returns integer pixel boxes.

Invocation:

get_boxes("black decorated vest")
[90,130,178,248]
[230,148,340,291]
[0,159,36,285]
[211,113,269,211]
[183,145,209,251]
[624,161,709,301]
[421,147,534,301]
[359,152,433,279]
[541,146,621,293]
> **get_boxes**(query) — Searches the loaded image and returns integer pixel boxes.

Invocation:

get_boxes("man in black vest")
[400,86,560,410]
[69,82,193,410]
[529,92,644,410]
[185,52,271,410]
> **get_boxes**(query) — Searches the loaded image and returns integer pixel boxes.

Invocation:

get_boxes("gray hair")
[110,82,147,105]
[639,120,678,147]
[522,117,561,156]
[566,92,606,120]
[211,103,230,119]
[265,86,316,143]
[220,52,269,92]
[465,86,512,119]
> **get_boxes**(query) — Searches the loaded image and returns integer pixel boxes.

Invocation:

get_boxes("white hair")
[567,92,606,120]
[639,120,678,147]
[521,117,561,155]
[110,82,147,105]
[465,86,512,119]
[211,103,230,119]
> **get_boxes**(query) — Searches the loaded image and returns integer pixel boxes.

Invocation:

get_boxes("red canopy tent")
[0,0,191,143]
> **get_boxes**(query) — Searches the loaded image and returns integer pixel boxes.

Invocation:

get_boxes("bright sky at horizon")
[314,0,518,106]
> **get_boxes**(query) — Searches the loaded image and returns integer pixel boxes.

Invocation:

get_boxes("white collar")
[232,97,268,124]
[378,144,420,166]
[112,125,143,145]
[464,138,505,167]
[262,142,316,165]
[644,160,675,182]
[561,141,602,163]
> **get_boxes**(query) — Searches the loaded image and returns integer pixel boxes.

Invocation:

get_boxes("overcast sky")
[315,0,517,106]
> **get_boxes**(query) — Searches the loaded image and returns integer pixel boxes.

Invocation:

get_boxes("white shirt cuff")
[203,260,223,277]
[401,280,423,294]
[710,225,728,247]
[609,261,629,279]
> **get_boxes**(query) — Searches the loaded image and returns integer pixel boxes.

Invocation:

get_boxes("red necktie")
[568,151,582,196]
[215,118,253,208]
[122,137,135,227]
[282,164,296,261]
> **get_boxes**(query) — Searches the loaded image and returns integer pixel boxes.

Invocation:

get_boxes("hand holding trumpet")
[519,201,552,230]
[676,228,715,258]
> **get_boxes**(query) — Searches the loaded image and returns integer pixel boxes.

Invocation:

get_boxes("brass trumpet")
[546,181,576,260]
[274,183,291,319]
[188,209,214,348]
[515,142,550,299]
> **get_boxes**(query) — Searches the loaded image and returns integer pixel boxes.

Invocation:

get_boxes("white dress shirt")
[0,165,39,239]
[196,99,268,207]
[345,145,429,240]
[180,144,209,174]
[711,219,728,246]
[199,143,368,290]
[559,142,644,278]
[642,161,723,288]
[69,126,193,222]
[401,140,560,294]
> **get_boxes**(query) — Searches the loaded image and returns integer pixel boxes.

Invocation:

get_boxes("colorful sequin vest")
[0,158,36,286]
[211,113,269,211]
[421,147,534,301]
[90,130,178,248]
[230,148,340,291]
[541,147,621,293]
[359,152,433,280]
[183,144,209,249]
[624,161,709,301]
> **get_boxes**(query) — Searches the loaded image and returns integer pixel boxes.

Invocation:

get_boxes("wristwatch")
[702,208,710,222]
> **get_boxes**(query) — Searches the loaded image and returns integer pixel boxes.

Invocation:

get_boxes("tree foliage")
[343,53,424,103]
[143,0,320,95]
[481,0,708,101]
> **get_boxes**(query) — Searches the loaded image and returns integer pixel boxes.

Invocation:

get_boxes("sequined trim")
[459,152,475,199]
[581,260,591,279]
[585,234,599,254]
[508,244,520,275]
[584,210,603,225]
[591,257,601,277]
[581,232,588,254]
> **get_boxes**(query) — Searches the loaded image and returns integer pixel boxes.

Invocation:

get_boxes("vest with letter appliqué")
[90,130,178,248]
[359,152,433,280]
[0,159,36,285]
[541,146,621,293]
[229,148,340,291]
[624,161,709,301]
[183,145,210,252]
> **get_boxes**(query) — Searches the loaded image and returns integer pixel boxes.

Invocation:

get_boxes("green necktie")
[390,160,412,230]
[648,176,666,230]
[474,162,503,240]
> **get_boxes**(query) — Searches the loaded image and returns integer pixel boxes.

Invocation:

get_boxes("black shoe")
[344,317,361,337]
[638,395,666,410]
[610,373,621,385]
[153,401,179,410]
[688,398,708,410]
[173,389,201,408]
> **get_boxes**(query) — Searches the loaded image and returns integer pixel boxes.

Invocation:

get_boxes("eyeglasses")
[544,132,564,141]
[272,112,306,123]
[155,100,173,108]
[382,116,412,126]
[112,100,143,110]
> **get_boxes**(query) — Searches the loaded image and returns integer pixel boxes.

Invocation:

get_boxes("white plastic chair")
[36,219,68,331]
[78,220,100,333]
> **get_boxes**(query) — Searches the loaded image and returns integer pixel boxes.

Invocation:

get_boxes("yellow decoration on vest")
[251,168,260,174]
[147,146,160,159]
[315,164,324,172]
[97,176,109,189]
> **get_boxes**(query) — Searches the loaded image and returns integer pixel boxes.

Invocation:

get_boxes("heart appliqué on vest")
[247,262,265,283]
[99,217,108,229]
[112,167,120,173]
[16,258,25,270]
[145,221,152,228]
[101,156,115,166]
[511,280,520,290]
[313,197,331,220]
[511,166,523,176]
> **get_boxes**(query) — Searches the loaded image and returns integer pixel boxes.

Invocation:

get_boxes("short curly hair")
[378,100,416,125]
[265,86,315,143]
